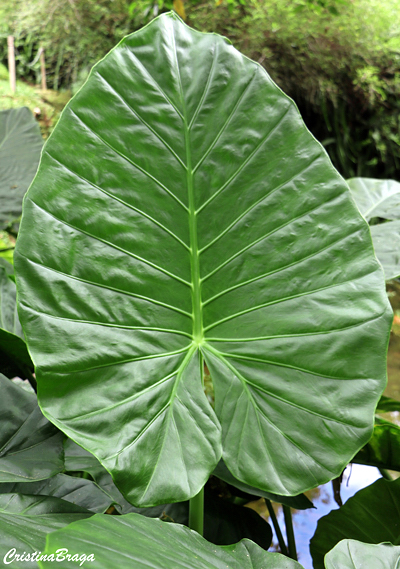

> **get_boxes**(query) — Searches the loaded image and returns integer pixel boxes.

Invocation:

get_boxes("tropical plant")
[0,11,395,568]
[310,477,400,567]
[0,107,43,232]
[347,177,400,281]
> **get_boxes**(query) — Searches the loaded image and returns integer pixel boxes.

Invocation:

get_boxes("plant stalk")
[189,487,204,536]
[265,499,288,556]
[283,505,297,560]
[21,365,37,393]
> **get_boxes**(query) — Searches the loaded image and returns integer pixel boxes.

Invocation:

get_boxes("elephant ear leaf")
[15,12,391,507]
[38,513,303,569]
[310,477,400,569]
[0,374,64,483]
[325,540,400,569]
[0,107,43,230]
[0,265,32,377]
[347,177,400,279]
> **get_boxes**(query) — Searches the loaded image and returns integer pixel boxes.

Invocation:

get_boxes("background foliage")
[1,0,400,179]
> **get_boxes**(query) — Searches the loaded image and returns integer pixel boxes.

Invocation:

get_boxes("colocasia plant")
[0,11,395,568]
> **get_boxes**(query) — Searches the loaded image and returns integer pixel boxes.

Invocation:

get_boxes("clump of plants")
[0,12,398,568]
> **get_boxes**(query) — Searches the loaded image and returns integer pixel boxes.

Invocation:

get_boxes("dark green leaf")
[63,437,105,478]
[0,473,115,513]
[0,266,32,377]
[310,478,400,568]
[325,540,400,569]
[212,459,314,510]
[353,422,400,472]
[0,258,14,276]
[15,12,391,506]
[0,374,64,482]
[0,494,92,569]
[39,512,303,569]
[0,107,43,230]
[376,395,400,413]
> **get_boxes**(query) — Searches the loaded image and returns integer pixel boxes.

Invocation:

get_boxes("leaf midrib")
[171,26,203,345]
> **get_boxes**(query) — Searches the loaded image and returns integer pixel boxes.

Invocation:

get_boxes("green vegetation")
[187,0,400,179]
[0,72,69,137]
[0,0,133,90]
[0,4,399,568]
[0,12,396,568]
[1,0,399,178]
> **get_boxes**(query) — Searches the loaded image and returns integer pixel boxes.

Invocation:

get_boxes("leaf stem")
[283,505,297,560]
[21,364,37,393]
[265,499,288,556]
[188,487,204,536]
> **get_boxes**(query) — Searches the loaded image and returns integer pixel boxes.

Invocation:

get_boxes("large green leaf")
[325,540,400,569]
[0,494,91,569]
[0,374,64,482]
[347,177,400,279]
[0,107,43,230]
[39,513,302,569]
[310,477,400,568]
[353,422,400,472]
[15,13,391,506]
[0,265,32,377]
[0,473,116,513]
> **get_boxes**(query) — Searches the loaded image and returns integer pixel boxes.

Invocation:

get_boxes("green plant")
[0,0,133,90]
[347,177,400,281]
[0,12,395,568]
[0,107,43,231]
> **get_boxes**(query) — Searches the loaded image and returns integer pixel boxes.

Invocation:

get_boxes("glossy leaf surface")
[325,540,400,569]
[0,375,64,482]
[0,107,43,229]
[15,13,391,506]
[39,513,302,569]
[347,177,400,279]
[0,266,32,377]
[347,178,400,220]
[0,494,91,569]
[0,473,115,513]
[310,478,400,568]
